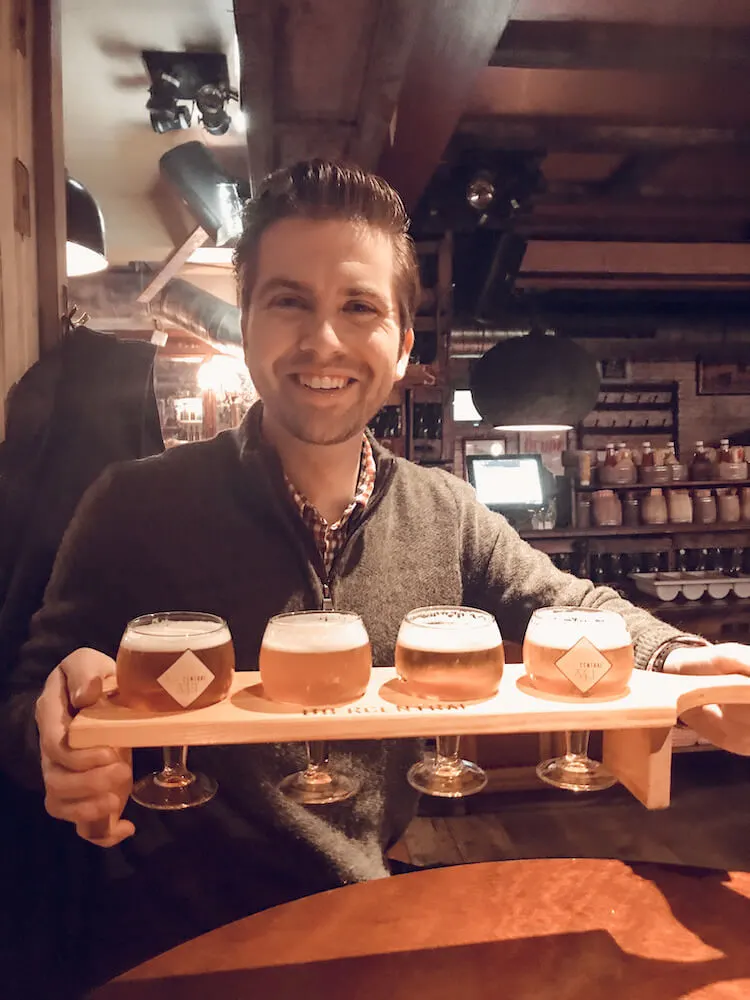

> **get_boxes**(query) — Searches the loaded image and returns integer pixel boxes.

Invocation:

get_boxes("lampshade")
[469,330,600,431]
[66,175,107,277]
[159,141,243,247]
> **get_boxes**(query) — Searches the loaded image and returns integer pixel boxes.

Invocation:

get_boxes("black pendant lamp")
[469,328,600,431]
[66,175,108,277]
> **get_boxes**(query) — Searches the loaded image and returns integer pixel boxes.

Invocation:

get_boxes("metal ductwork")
[67,270,242,350]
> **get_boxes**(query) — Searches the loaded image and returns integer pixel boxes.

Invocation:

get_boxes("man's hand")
[664,642,750,756]
[36,648,134,847]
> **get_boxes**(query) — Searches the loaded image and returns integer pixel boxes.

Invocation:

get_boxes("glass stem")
[565,731,591,759]
[435,735,463,777]
[156,746,193,788]
[303,741,332,785]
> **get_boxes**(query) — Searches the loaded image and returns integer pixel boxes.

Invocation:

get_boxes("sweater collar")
[237,399,396,489]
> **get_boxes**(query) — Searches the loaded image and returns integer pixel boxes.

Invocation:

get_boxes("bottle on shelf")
[690,441,714,482]
[718,439,732,464]
[693,488,717,525]
[603,442,618,467]
[664,441,678,465]
[640,441,655,468]
[641,488,668,526]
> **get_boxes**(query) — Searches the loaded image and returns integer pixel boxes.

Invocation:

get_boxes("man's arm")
[0,463,154,788]
[459,490,683,668]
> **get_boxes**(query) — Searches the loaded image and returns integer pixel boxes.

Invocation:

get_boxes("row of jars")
[549,547,750,579]
[578,486,750,528]
[592,439,748,487]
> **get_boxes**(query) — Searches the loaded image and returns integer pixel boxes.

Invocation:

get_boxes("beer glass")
[116,611,235,810]
[395,606,504,798]
[259,610,372,805]
[523,606,634,792]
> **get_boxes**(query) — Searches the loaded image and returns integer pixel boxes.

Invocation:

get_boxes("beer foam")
[524,608,631,651]
[397,610,502,654]
[121,618,232,653]
[262,613,370,654]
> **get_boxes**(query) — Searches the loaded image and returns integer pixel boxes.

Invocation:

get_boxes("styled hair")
[233,160,421,334]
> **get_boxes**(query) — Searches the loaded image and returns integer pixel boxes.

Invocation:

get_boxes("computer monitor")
[465,454,547,511]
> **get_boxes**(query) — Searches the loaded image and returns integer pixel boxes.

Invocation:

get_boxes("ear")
[395,327,414,379]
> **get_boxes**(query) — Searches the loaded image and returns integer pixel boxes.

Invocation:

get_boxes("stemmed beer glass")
[395,606,504,798]
[523,607,634,792]
[259,610,372,805]
[116,611,235,810]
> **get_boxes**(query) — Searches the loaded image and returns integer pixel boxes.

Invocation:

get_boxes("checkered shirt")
[285,436,376,577]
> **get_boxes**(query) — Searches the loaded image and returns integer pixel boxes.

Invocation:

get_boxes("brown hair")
[233,160,421,335]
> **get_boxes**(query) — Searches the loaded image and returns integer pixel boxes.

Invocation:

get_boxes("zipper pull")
[322,583,333,611]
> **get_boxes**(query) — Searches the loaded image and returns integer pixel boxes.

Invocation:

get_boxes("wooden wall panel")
[0,0,39,438]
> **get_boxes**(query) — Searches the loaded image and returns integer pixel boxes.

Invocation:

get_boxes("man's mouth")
[293,374,357,391]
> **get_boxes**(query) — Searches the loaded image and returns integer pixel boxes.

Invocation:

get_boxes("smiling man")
[6,161,750,995]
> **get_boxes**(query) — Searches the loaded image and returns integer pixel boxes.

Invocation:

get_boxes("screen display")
[467,456,545,508]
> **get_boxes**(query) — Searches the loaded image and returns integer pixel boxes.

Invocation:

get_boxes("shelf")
[574,480,750,493]
[521,522,750,539]
[579,427,675,436]
[593,403,674,412]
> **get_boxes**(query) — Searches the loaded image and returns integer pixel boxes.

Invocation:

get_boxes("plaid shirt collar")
[285,436,376,576]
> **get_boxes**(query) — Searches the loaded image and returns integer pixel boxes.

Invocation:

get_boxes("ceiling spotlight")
[466,172,496,213]
[195,83,231,136]
[147,72,191,134]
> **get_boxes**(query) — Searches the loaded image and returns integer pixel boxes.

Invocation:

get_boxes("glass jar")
[640,488,668,525]
[693,488,717,525]
[575,494,592,529]
[718,489,741,523]
[742,488,750,522]
[667,489,693,524]
[690,441,714,482]
[592,489,622,527]
[622,491,640,527]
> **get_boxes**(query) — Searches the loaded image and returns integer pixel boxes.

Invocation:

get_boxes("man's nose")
[298,312,344,355]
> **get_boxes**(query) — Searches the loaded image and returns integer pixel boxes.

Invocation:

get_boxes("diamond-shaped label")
[554,637,612,695]
[157,651,214,708]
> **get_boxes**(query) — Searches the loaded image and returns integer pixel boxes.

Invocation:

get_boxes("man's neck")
[262,416,364,524]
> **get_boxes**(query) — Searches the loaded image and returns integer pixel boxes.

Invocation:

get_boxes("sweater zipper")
[322,582,333,612]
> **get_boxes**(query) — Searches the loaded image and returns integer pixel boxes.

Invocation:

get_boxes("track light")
[142,51,238,138]
[195,84,231,136]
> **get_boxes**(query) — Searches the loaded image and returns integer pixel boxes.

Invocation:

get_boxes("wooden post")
[0,0,39,436]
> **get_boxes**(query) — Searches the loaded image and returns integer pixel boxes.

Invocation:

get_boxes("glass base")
[536,754,617,793]
[131,770,217,810]
[407,758,488,798]
[279,769,359,805]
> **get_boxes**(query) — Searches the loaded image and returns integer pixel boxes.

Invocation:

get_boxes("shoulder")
[388,456,479,508]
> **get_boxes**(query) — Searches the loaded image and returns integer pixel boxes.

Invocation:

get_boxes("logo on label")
[157,651,214,707]
[554,638,612,694]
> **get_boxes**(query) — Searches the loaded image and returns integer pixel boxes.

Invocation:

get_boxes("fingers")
[680,704,750,756]
[59,647,116,709]
[77,818,136,849]
[36,650,135,848]
[711,643,750,677]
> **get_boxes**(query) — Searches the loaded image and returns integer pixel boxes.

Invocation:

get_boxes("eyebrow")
[257,277,390,308]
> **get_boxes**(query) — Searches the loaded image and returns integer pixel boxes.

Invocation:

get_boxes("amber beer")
[523,607,634,700]
[395,607,504,701]
[117,613,235,712]
[260,611,372,708]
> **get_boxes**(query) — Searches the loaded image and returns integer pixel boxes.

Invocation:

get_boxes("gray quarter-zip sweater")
[0,402,681,987]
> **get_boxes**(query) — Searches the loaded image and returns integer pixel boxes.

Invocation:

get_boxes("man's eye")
[344,301,377,314]
[271,296,308,310]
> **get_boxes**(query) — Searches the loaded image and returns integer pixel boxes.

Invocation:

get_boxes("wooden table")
[91,858,750,999]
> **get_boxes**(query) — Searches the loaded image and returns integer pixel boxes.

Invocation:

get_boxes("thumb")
[59,648,117,711]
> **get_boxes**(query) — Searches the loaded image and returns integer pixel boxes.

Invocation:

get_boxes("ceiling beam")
[136,227,209,305]
[234,2,275,192]
[466,67,750,130]
[520,241,750,278]
[458,118,750,152]
[511,0,750,28]
[377,0,516,209]
[491,22,750,72]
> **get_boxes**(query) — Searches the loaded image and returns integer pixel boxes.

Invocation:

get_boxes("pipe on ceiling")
[67,271,242,350]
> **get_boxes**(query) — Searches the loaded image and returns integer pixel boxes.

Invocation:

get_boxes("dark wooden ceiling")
[233,0,750,291]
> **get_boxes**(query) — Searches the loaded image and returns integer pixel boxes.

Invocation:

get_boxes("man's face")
[243,217,414,446]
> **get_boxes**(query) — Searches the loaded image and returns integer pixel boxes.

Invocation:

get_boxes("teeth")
[299,375,349,390]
